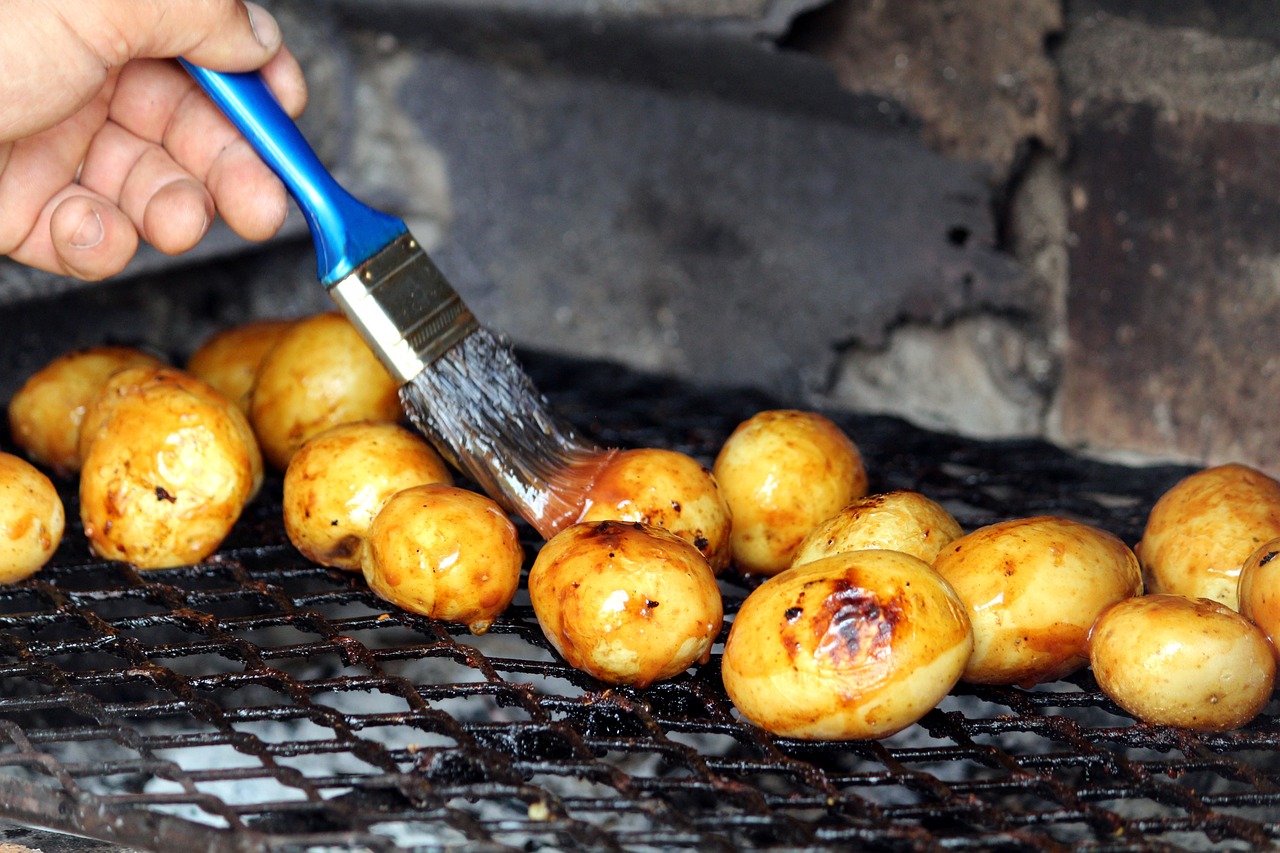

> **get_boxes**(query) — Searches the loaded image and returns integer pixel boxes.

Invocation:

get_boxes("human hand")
[0,0,308,280]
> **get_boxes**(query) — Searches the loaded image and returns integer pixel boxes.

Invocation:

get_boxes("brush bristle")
[399,329,614,537]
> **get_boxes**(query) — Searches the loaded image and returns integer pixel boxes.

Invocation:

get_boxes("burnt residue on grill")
[2,349,1275,853]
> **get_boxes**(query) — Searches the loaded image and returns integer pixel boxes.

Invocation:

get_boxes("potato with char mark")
[283,421,452,570]
[722,549,972,740]
[713,410,867,576]
[792,489,963,568]
[933,516,1142,686]
[529,520,722,688]
[362,484,522,634]
[0,452,65,583]
[1237,536,1280,663]
[577,447,732,573]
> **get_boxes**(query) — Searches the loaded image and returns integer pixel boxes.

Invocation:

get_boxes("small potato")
[1089,594,1275,731]
[7,346,164,474]
[0,452,65,583]
[79,368,259,569]
[713,410,868,576]
[529,520,723,688]
[1237,537,1280,663]
[283,421,453,570]
[933,516,1142,686]
[362,484,522,634]
[722,549,972,740]
[792,490,963,569]
[576,447,733,573]
[1137,464,1280,609]
[186,319,294,414]
[250,312,402,470]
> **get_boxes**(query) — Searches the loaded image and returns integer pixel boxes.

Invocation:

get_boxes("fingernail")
[245,2,281,49]
[70,210,104,249]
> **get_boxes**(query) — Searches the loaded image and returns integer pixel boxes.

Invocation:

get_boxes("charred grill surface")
[0,351,1273,853]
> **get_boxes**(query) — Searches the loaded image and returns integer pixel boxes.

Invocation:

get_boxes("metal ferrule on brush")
[327,234,479,383]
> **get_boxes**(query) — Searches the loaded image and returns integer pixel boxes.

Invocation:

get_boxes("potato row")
[4,317,1280,744]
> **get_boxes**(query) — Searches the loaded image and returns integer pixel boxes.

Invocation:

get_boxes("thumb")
[94,0,284,71]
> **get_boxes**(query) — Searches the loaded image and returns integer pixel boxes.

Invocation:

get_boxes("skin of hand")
[0,0,309,280]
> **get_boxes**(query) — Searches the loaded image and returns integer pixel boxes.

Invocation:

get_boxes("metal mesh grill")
[1,351,1278,853]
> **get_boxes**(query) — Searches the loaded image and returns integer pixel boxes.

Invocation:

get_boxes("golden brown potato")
[0,452,65,583]
[362,484,523,634]
[1089,594,1275,731]
[792,490,963,569]
[283,421,453,570]
[576,447,733,573]
[1136,464,1280,610]
[7,346,165,474]
[1237,536,1280,663]
[722,549,972,740]
[186,319,294,414]
[79,367,260,569]
[933,516,1142,686]
[250,312,402,470]
[529,520,723,688]
[713,410,868,576]
[79,366,263,499]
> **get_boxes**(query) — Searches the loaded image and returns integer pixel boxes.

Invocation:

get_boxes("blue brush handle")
[180,60,407,284]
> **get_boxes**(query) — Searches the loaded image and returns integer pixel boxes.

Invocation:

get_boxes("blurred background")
[3,0,1277,472]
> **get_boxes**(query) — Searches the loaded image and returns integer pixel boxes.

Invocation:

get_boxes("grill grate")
[1,350,1278,853]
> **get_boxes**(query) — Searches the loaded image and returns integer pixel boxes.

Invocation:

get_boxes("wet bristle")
[399,328,615,537]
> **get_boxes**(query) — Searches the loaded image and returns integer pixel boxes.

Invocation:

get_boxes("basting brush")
[181,63,613,537]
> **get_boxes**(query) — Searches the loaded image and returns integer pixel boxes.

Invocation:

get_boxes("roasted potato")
[1237,536,1280,663]
[79,367,259,569]
[792,489,963,568]
[721,549,973,740]
[576,447,733,573]
[1089,594,1275,731]
[933,516,1142,686]
[0,452,65,583]
[713,410,868,576]
[283,421,453,570]
[186,319,294,414]
[529,520,723,688]
[362,484,523,634]
[1136,463,1280,609]
[249,312,402,470]
[7,346,164,474]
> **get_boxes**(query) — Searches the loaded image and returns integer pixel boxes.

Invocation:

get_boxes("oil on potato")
[1237,536,1280,663]
[721,549,973,740]
[1136,463,1280,610]
[1089,594,1275,731]
[529,520,723,688]
[362,484,523,634]
[7,345,165,474]
[187,319,294,414]
[283,421,453,570]
[0,452,64,583]
[713,410,868,576]
[792,489,963,569]
[576,447,733,573]
[933,516,1142,686]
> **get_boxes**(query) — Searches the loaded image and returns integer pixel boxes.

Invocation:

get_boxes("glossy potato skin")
[283,421,453,570]
[1237,537,1280,664]
[792,490,963,569]
[186,319,294,414]
[1089,594,1275,731]
[7,346,164,474]
[362,484,522,634]
[79,368,259,569]
[713,410,868,576]
[0,452,65,583]
[577,447,733,573]
[933,516,1142,686]
[529,521,723,688]
[722,549,972,740]
[1136,464,1280,610]
[250,313,402,470]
